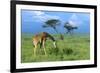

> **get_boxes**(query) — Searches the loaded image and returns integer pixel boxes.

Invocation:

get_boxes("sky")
[21,9,90,34]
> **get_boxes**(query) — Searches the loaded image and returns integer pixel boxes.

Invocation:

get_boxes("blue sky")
[21,9,90,34]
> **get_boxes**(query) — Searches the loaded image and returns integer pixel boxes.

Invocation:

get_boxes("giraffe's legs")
[33,41,38,57]
[34,45,37,57]
[42,40,47,56]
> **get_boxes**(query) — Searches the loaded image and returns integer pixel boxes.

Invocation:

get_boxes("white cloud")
[33,11,44,16]
[68,20,77,26]
[32,11,60,22]
[22,11,60,22]
[68,14,82,26]
[69,14,78,21]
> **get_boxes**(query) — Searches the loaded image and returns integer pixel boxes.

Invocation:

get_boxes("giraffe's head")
[53,41,57,48]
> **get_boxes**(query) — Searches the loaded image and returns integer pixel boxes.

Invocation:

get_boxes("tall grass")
[21,33,90,63]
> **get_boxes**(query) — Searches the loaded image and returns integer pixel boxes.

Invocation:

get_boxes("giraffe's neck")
[46,32,56,42]
[46,32,57,48]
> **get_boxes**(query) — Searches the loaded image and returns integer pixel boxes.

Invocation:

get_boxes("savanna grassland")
[21,33,90,63]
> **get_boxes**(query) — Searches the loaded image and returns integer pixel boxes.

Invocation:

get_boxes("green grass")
[21,33,90,63]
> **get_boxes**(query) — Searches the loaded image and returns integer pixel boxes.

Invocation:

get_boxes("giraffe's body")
[32,32,56,56]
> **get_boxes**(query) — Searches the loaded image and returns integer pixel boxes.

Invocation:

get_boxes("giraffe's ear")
[53,41,57,48]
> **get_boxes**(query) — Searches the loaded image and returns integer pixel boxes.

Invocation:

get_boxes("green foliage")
[21,34,90,63]
[44,19,60,27]
[64,22,78,35]
[43,19,61,33]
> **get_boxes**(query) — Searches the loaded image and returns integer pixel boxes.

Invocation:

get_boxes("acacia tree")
[43,19,60,33]
[64,22,78,35]
[43,19,64,40]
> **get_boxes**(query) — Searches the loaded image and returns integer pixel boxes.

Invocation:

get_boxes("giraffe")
[32,32,57,56]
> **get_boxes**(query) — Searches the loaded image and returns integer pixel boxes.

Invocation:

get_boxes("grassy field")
[21,33,90,63]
